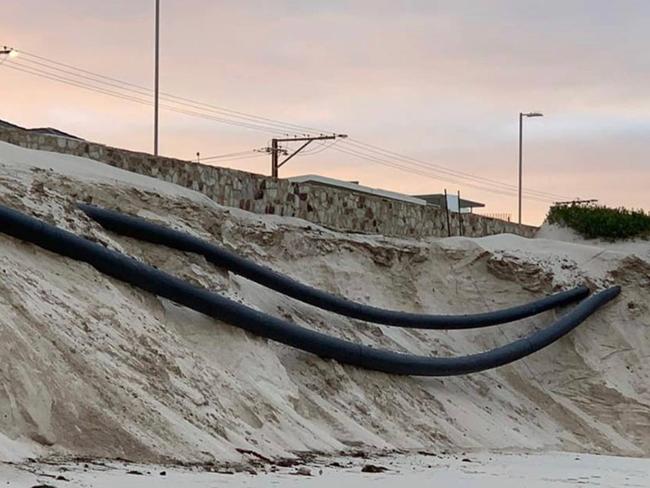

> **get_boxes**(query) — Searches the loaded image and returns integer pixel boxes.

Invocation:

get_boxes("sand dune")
[0,141,648,480]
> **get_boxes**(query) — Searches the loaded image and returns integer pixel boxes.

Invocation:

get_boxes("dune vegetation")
[547,203,650,240]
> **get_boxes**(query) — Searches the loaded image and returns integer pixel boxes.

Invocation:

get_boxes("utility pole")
[154,0,160,156]
[518,111,543,225]
[457,190,463,236]
[443,188,451,237]
[518,114,522,225]
[269,134,347,178]
[271,138,279,177]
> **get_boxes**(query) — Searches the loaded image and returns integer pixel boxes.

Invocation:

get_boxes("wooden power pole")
[269,134,347,178]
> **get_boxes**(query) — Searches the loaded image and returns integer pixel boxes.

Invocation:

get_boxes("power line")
[200,149,259,161]
[2,47,574,203]
[293,138,566,201]
[2,63,154,105]
[15,49,334,136]
[328,144,555,203]
[201,153,266,164]
[5,58,298,135]
[2,61,294,135]
[297,139,340,156]
[297,138,568,202]
[330,144,524,199]
[13,50,555,194]
[343,138,570,201]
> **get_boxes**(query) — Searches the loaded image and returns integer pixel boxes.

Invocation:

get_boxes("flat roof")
[414,193,485,209]
[288,175,428,206]
[0,119,83,140]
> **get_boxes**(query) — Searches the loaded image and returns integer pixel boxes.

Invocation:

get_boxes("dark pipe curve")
[0,204,619,376]
[78,203,590,329]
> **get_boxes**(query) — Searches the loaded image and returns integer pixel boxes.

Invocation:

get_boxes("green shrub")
[547,204,650,240]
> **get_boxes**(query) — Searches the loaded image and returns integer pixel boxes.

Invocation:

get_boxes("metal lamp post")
[518,111,543,225]
[154,0,160,156]
[0,46,17,57]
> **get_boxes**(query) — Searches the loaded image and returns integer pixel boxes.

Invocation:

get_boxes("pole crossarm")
[274,135,338,143]
[270,134,346,177]
[277,139,314,168]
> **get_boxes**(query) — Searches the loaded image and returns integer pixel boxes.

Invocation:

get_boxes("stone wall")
[0,127,538,238]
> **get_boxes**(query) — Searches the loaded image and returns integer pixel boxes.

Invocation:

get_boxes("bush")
[547,204,650,240]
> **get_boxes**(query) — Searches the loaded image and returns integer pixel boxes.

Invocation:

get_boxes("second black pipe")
[79,203,590,329]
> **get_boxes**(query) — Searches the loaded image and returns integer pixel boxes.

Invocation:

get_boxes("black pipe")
[78,203,590,329]
[0,204,620,376]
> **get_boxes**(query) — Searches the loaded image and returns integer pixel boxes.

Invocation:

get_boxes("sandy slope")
[0,141,649,467]
[3,451,650,487]
[536,222,650,261]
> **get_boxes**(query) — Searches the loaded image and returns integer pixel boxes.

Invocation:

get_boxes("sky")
[2,0,649,225]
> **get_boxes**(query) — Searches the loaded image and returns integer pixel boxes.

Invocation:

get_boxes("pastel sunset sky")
[2,1,648,224]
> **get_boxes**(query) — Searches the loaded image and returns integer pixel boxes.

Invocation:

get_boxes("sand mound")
[536,222,650,261]
[1,142,649,465]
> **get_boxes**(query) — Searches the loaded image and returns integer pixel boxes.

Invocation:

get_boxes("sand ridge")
[0,142,648,465]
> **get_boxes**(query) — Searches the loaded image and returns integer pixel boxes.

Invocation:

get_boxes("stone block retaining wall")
[0,127,537,239]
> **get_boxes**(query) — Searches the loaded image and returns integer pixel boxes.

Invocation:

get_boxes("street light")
[1,46,17,58]
[518,111,543,225]
[154,0,160,156]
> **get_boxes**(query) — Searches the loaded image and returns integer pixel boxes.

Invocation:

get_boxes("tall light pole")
[154,0,160,156]
[518,111,543,225]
